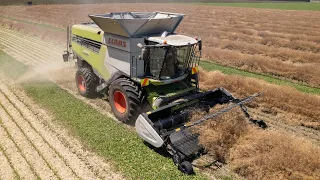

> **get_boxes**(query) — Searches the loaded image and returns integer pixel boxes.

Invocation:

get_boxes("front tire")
[108,78,142,123]
[75,67,98,98]
[179,161,194,175]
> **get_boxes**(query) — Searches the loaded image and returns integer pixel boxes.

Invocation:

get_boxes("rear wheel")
[76,67,98,98]
[108,78,142,123]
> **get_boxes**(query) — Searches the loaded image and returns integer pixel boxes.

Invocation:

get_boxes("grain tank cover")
[88,12,185,37]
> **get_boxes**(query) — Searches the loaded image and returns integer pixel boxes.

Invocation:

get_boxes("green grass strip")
[200,61,320,95]
[190,2,320,11]
[0,50,207,179]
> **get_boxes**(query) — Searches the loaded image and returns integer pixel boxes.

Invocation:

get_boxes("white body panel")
[103,33,145,77]
[135,115,164,148]
[105,47,131,75]
[148,34,198,46]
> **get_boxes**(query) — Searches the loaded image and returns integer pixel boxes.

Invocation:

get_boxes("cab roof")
[147,34,198,46]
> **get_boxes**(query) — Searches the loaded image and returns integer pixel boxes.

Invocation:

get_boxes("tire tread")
[109,77,143,122]
[76,67,98,98]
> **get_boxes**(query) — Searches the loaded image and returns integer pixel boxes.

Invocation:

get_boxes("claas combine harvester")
[63,12,267,174]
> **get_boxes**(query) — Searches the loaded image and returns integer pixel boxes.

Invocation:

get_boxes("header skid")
[89,12,185,37]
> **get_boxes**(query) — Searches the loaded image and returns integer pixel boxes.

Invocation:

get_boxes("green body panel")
[72,24,103,43]
[145,82,196,109]
[71,24,110,80]
[71,42,110,80]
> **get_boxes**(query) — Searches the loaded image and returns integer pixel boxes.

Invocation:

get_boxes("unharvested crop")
[199,70,320,130]
[192,109,249,163]
[231,129,320,180]
[192,109,320,180]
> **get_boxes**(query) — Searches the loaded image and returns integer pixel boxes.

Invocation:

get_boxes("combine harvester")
[63,12,266,174]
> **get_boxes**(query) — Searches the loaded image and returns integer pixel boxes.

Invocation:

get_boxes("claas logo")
[108,38,127,48]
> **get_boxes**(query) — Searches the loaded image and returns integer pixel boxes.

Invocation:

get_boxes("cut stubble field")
[0,57,124,179]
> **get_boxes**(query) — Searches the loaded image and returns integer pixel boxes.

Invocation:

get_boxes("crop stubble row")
[0,53,123,180]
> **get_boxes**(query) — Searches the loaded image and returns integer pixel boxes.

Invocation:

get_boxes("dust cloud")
[15,61,75,84]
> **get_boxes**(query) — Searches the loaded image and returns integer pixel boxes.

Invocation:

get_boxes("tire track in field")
[0,144,18,180]
[12,81,120,179]
[0,33,55,63]
[0,84,72,179]
[0,113,38,179]
[0,29,55,58]
[3,27,65,51]
[7,80,121,180]
[0,28,64,66]
[0,36,45,65]
[0,77,123,180]
[0,33,52,65]
[1,28,64,54]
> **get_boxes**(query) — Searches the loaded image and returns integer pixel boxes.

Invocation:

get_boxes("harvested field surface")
[0,76,123,179]
[1,4,320,87]
[1,24,320,179]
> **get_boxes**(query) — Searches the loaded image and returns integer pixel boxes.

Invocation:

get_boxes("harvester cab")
[63,12,266,174]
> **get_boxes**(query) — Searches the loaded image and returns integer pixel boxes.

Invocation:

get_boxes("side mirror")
[198,39,202,51]
[140,48,149,61]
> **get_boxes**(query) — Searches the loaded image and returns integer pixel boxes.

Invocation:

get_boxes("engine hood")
[147,34,198,46]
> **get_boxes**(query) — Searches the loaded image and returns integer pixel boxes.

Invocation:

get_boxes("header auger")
[63,12,266,174]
